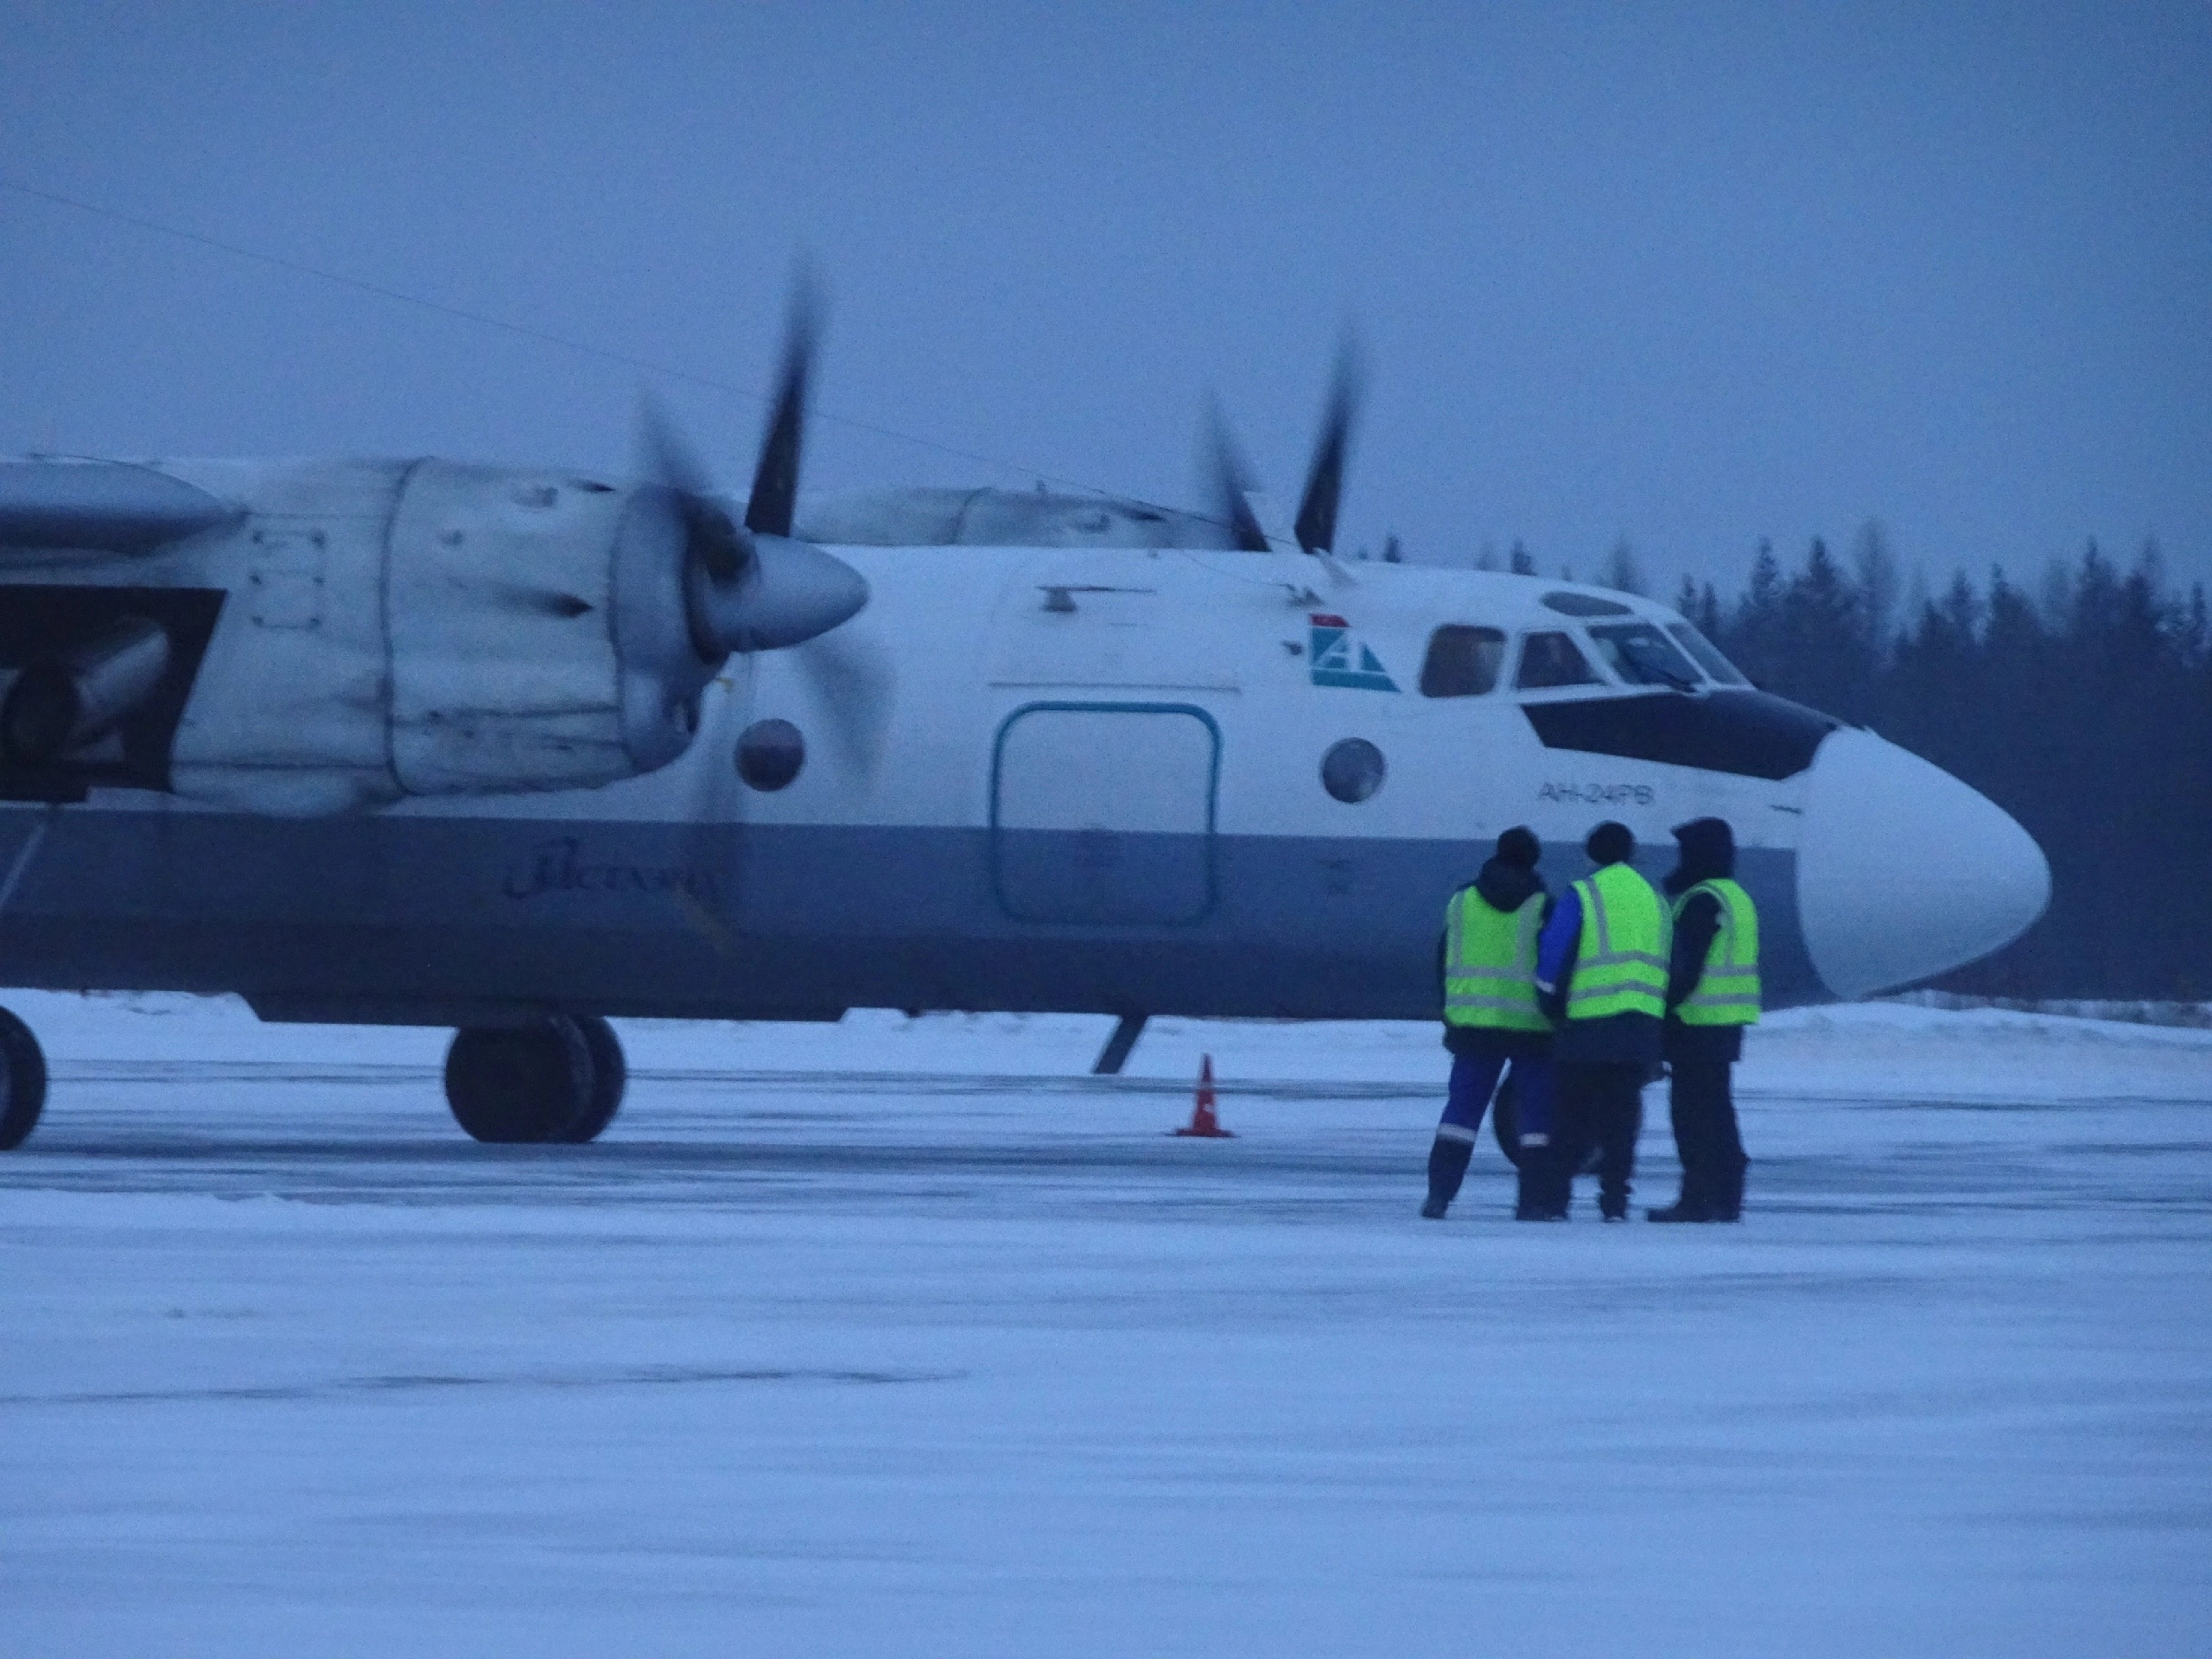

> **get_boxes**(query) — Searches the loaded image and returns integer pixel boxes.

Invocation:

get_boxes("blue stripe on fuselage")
[0,811,1826,1020]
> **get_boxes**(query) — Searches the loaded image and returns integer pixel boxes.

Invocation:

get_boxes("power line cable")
[0,175,1154,502]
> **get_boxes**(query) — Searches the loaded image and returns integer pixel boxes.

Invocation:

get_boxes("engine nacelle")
[378,461,713,799]
[1,455,863,814]
[0,461,734,813]
[165,458,733,814]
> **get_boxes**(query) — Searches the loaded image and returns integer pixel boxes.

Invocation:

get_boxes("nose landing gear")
[0,1006,47,1150]
[442,1014,627,1144]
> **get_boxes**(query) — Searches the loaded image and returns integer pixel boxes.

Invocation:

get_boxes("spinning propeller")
[640,283,892,773]
[636,281,867,661]
[1205,338,1366,562]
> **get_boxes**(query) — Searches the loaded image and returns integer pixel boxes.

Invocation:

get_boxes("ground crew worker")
[1421,826,1554,1219]
[1649,817,1758,1222]
[1530,821,1668,1220]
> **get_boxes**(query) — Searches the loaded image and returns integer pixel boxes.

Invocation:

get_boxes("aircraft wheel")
[1489,1072,1600,1173]
[0,1006,48,1151]
[1491,1071,1524,1169]
[556,1015,626,1144]
[444,1016,594,1144]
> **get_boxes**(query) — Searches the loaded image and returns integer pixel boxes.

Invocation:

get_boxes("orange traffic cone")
[1173,1053,1234,1137]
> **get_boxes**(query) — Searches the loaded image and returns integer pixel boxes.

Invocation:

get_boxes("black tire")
[0,1006,47,1151]
[1491,1070,1601,1173]
[444,1017,593,1144]
[1491,1071,1524,1169]
[557,1014,626,1144]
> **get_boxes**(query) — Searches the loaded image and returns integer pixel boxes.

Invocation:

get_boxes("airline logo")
[1308,613,1400,692]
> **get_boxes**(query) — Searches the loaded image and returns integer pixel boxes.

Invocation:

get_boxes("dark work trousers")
[1548,1062,1646,1219]
[1668,1050,1748,1218]
[1440,1046,1554,1142]
[1426,1044,1553,1214]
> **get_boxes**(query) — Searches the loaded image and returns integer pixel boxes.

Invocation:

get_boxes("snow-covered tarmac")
[4,993,2209,1656]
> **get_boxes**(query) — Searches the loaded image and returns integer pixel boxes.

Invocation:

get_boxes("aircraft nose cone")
[1796,728,2050,999]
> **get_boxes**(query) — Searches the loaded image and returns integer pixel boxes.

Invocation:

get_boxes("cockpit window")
[1418,626,1506,697]
[1587,622,1701,690]
[1515,631,1602,690]
[1665,621,1748,685]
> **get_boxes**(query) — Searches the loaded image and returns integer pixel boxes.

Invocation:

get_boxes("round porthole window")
[735,718,804,791]
[1320,737,1385,804]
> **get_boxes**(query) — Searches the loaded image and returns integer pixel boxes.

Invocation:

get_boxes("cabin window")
[1320,738,1386,803]
[1515,631,1601,690]
[1586,622,1701,689]
[1666,621,1749,685]
[735,718,804,791]
[1418,626,1507,697]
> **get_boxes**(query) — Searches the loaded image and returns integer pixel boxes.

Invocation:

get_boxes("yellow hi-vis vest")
[1565,862,1669,1021]
[1443,886,1548,1031]
[1673,877,1761,1026]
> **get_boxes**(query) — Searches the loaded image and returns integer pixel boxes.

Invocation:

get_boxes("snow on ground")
[3,992,2209,1656]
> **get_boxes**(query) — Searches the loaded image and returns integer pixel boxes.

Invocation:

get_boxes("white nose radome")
[1796,728,2050,1000]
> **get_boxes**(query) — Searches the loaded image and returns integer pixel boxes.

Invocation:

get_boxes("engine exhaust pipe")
[1,616,172,766]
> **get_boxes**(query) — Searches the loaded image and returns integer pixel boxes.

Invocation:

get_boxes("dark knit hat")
[1495,826,1541,869]
[1664,817,1736,892]
[1586,820,1635,865]
[1671,817,1735,867]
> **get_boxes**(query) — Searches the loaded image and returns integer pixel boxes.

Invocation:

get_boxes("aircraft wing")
[0,460,239,556]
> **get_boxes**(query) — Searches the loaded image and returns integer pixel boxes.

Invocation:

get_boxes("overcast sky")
[4,2,2207,601]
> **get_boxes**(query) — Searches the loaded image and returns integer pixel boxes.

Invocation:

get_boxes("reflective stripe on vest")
[1565,863,1669,1021]
[1674,877,1761,1026]
[1443,886,1548,1031]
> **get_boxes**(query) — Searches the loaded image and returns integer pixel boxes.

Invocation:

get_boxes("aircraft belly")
[0,809,1824,1018]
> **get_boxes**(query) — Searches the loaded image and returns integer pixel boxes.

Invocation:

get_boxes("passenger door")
[991,702,1218,925]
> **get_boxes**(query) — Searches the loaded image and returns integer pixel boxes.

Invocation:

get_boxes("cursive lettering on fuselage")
[503,836,719,903]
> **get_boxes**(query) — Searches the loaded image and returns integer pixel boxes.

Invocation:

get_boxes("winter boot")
[1421,1133,1474,1218]
[1598,1166,1631,1222]
[1514,1183,1567,1220]
[1710,1156,1747,1222]
[1513,1146,1569,1220]
[1648,1170,1713,1223]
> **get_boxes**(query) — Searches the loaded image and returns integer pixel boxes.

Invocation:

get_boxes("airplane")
[0,304,2050,1150]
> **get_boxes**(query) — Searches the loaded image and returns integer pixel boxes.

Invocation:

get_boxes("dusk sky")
[5,2,2207,601]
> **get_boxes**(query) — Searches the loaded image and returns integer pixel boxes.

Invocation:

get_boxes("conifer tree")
[1601,537,1645,595]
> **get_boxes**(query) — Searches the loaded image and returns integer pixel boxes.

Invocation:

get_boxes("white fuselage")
[0,461,2050,1019]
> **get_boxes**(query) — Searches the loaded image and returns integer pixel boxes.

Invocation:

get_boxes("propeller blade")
[638,388,714,500]
[636,385,864,658]
[1293,339,1363,557]
[745,273,821,538]
[1203,398,1274,553]
[790,626,894,775]
[639,391,747,582]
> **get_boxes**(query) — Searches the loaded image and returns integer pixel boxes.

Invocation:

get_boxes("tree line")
[1652,529,2209,1000]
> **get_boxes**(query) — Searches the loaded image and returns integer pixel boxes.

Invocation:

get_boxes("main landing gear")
[1489,1072,1601,1175]
[0,1005,47,1150]
[443,1013,627,1145]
